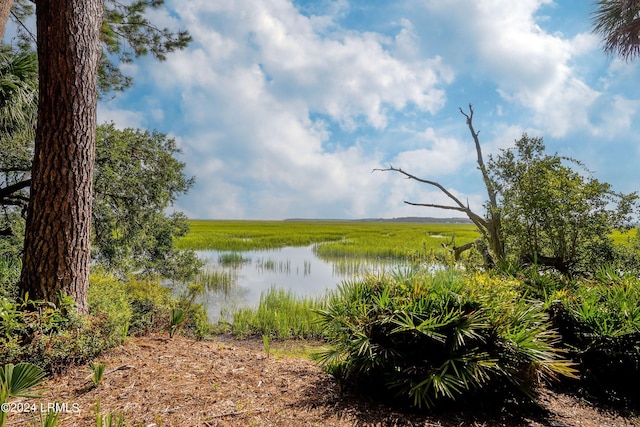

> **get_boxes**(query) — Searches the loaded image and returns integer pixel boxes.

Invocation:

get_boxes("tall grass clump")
[228,287,324,339]
[256,257,291,274]
[314,270,576,409]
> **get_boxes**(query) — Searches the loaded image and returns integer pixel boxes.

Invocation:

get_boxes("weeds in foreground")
[31,409,60,427]
[94,399,126,427]
[89,362,106,387]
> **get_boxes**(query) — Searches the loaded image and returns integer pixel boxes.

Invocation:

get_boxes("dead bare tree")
[375,104,505,267]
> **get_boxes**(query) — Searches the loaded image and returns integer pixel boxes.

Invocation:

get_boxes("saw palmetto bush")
[0,363,47,427]
[547,274,640,405]
[314,270,576,409]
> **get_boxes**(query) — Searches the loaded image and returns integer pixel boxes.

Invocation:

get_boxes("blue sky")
[95,0,640,220]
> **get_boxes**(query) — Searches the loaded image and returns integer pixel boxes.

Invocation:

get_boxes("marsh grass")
[177,220,480,261]
[610,228,639,247]
[330,257,369,276]
[255,257,291,274]
[325,257,386,277]
[227,287,324,339]
[303,260,311,276]
[218,252,249,266]
[195,269,235,293]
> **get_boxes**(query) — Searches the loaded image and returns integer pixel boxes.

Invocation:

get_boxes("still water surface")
[197,245,407,319]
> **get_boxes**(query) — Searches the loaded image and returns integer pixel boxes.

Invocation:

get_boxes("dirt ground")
[7,334,639,427]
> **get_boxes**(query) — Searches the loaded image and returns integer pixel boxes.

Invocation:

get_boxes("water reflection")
[197,245,407,319]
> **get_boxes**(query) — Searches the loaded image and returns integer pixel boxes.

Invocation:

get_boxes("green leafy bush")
[88,270,132,341]
[173,282,214,339]
[0,292,122,374]
[123,276,173,335]
[175,299,211,340]
[314,270,576,409]
[548,276,640,405]
[1,271,212,373]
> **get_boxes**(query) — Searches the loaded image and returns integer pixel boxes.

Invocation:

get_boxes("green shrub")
[0,293,119,373]
[314,270,576,409]
[176,299,211,340]
[102,274,212,339]
[88,270,132,341]
[0,271,214,373]
[124,276,173,335]
[548,277,640,405]
[1,272,134,373]
[0,261,214,379]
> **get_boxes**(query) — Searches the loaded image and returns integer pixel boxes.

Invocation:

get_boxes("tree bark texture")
[20,0,103,313]
[0,0,12,41]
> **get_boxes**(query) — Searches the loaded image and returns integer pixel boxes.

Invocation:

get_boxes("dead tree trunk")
[376,104,505,267]
[459,105,504,265]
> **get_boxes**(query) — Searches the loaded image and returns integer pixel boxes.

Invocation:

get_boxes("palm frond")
[0,363,46,399]
[592,0,640,60]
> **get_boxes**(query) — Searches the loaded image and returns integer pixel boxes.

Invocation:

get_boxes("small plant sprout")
[262,334,271,357]
[31,408,60,427]
[94,399,127,427]
[89,362,106,387]
[169,308,186,338]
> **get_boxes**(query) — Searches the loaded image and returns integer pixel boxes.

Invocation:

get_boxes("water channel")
[196,245,411,320]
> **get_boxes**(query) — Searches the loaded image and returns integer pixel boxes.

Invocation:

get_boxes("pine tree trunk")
[20,0,103,313]
[0,0,13,41]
